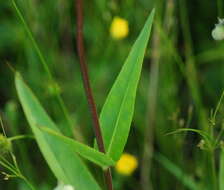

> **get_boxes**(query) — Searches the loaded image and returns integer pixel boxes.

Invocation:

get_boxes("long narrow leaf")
[41,127,115,169]
[100,10,155,161]
[15,73,101,190]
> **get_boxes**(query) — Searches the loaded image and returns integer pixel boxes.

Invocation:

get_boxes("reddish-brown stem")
[76,0,104,153]
[75,0,113,190]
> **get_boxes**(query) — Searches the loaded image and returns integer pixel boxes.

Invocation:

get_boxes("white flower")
[212,18,224,40]
[54,182,74,190]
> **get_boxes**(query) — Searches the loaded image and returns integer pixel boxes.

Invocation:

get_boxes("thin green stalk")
[0,115,6,136]
[153,2,186,189]
[0,156,17,171]
[207,150,218,190]
[8,135,34,142]
[11,153,37,190]
[20,175,37,190]
[12,0,52,80]
[178,0,208,131]
[1,114,37,190]
[212,90,224,123]
[0,158,36,190]
[2,105,36,182]
[12,0,75,138]
[214,120,224,148]
[211,90,224,146]
[156,23,185,76]
[178,1,216,190]
[141,23,160,190]
[0,159,18,175]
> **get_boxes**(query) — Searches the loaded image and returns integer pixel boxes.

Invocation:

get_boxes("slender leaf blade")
[41,127,115,168]
[100,10,155,161]
[15,73,101,190]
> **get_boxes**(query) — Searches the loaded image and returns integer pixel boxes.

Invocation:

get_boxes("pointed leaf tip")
[100,10,155,161]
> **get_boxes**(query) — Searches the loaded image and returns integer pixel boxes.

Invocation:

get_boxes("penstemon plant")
[2,0,155,190]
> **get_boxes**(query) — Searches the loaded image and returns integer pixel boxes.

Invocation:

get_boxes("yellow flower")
[110,17,129,39]
[115,153,138,176]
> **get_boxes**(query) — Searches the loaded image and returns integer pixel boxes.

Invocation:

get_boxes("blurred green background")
[1,0,224,189]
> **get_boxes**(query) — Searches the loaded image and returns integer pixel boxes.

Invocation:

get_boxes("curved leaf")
[41,127,115,169]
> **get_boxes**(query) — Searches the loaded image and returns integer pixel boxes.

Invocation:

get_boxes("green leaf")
[99,10,155,161]
[220,149,224,190]
[41,127,115,169]
[15,73,101,190]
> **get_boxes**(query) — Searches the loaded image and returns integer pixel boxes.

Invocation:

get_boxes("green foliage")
[41,127,115,168]
[13,9,155,189]
[15,73,101,190]
[100,10,155,161]
[2,0,224,189]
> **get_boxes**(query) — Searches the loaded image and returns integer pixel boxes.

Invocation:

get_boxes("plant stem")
[20,175,37,190]
[178,0,208,131]
[8,135,34,142]
[141,20,160,190]
[207,149,218,190]
[75,0,113,189]
[12,0,75,138]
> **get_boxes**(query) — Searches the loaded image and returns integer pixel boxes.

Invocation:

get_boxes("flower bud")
[212,18,224,40]
[0,134,12,155]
